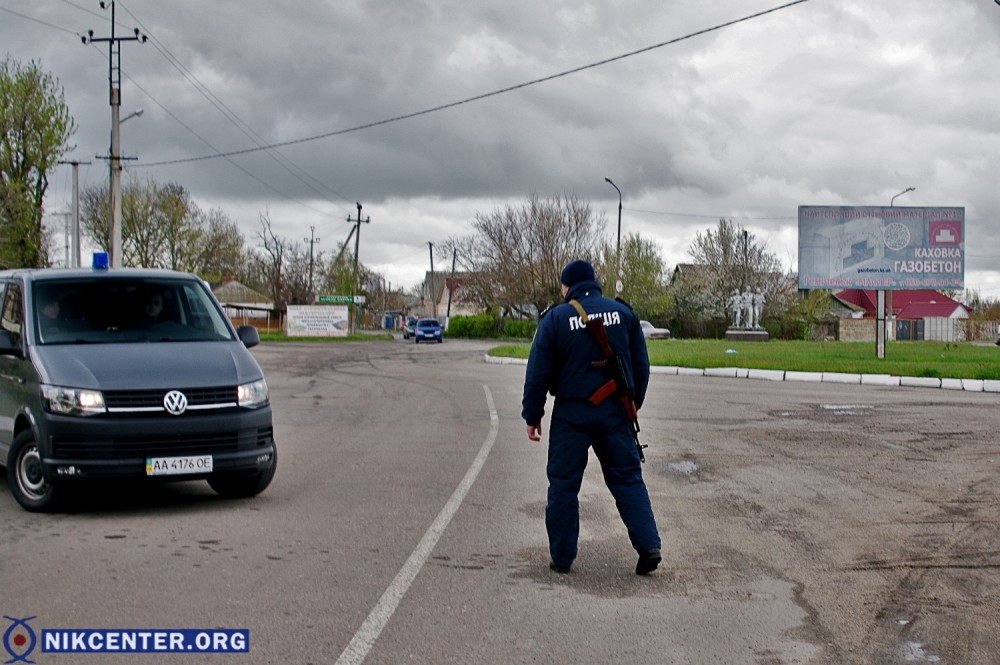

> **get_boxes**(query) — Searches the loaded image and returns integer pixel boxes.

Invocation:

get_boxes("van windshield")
[33,277,236,345]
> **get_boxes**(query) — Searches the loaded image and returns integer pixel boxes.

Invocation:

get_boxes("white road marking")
[335,384,499,665]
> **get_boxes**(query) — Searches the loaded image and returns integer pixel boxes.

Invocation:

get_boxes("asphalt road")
[1,338,997,664]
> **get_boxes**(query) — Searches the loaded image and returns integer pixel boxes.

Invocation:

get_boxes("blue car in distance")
[413,318,443,343]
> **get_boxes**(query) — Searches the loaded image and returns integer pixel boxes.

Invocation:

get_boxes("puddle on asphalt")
[665,460,699,475]
[818,404,874,416]
[900,641,940,662]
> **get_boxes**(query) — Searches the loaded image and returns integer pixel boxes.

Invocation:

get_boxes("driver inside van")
[139,291,166,327]
[38,294,63,335]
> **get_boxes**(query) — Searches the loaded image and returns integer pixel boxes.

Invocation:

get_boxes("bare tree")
[444,194,605,316]
[255,212,286,307]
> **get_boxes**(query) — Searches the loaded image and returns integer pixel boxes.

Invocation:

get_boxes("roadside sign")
[316,294,366,304]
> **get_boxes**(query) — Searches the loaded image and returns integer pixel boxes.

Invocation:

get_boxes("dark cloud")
[4,0,999,294]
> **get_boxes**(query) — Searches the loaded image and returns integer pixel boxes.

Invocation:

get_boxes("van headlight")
[237,378,268,408]
[41,384,107,416]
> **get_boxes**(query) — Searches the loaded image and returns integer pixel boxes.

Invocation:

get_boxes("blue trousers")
[546,398,661,568]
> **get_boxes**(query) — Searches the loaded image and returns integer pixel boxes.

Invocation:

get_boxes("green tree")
[597,232,670,322]
[81,177,248,277]
[0,56,76,268]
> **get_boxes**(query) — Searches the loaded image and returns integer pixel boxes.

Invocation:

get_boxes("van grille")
[51,432,240,460]
[103,386,237,411]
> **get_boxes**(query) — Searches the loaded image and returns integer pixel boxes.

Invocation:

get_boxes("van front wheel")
[7,431,60,512]
[207,445,277,499]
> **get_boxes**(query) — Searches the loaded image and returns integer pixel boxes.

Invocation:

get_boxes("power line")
[627,207,797,221]
[57,0,109,21]
[2,4,354,220]
[117,70,337,217]
[142,0,817,167]
[0,6,80,35]
[116,2,353,212]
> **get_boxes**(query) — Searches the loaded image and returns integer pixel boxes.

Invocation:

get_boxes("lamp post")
[604,177,622,295]
[878,186,914,357]
[890,186,914,207]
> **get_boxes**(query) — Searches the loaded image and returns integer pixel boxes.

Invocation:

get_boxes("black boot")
[549,560,571,574]
[635,548,661,575]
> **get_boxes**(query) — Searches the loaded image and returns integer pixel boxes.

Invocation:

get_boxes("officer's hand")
[526,423,542,441]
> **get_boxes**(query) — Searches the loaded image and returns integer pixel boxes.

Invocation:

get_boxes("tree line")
[6,55,885,337]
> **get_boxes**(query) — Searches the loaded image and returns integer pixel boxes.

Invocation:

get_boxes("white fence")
[954,318,998,342]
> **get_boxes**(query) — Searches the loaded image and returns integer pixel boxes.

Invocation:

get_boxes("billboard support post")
[876,290,886,359]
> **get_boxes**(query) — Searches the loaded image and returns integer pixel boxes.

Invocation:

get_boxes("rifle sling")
[569,299,618,406]
[568,300,646,462]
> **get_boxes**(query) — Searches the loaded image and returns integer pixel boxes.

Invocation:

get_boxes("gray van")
[0,265,277,512]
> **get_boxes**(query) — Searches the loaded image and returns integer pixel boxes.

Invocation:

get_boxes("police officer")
[522,259,661,575]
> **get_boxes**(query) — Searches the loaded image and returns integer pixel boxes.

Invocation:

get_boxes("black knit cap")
[560,259,596,287]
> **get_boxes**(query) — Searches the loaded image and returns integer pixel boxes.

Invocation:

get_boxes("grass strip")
[488,339,1000,381]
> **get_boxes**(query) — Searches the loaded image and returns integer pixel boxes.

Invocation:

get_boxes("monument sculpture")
[751,289,765,330]
[725,286,769,341]
[742,288,753,329]
[728,289,742,328]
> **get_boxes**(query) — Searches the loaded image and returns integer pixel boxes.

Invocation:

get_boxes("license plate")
[146,455,213,476]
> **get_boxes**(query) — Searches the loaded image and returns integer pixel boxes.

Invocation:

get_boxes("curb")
[484,355,999,393]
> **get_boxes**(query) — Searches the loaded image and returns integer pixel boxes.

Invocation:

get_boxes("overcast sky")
[3,0,1000,297]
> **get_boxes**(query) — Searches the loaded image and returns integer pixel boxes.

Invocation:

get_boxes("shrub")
[448,314,497,338]
[502,319,537,339]
[448,314,537,339]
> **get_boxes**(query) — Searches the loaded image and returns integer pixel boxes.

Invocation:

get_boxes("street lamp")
[890,186,914,207]
[121,108,143,124]
[604,177,622,295]
[881,186,914,358]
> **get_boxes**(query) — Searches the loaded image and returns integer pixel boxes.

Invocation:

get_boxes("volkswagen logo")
[163,390,189,416]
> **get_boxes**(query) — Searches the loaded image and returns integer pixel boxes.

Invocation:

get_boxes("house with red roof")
[833,289,969,341]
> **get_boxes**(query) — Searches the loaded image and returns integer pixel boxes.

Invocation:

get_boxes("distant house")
[833,289,969,341]
[414,271,480,322]
[212,280,276,328]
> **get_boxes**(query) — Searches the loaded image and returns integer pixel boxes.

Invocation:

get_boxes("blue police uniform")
[522,261,661,574]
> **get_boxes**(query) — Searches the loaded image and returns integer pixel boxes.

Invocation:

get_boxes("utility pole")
[304,226,320,295]
[446,247,457,321]
[83,1,146,268]
[57,159,91,267]
[428,242,436,318]
[345,202,370,334]
[55,213,72,267]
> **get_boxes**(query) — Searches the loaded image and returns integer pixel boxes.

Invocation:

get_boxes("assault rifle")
[568,300,647,463]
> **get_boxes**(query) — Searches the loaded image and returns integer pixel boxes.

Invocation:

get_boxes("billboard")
[286,305,350,337]
[798,206,964,290]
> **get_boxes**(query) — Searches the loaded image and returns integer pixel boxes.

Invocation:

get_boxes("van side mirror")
[236,325,260,348]
[0,330,22,357]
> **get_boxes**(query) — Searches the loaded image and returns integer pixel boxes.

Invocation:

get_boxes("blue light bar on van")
[92,252,110,270]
